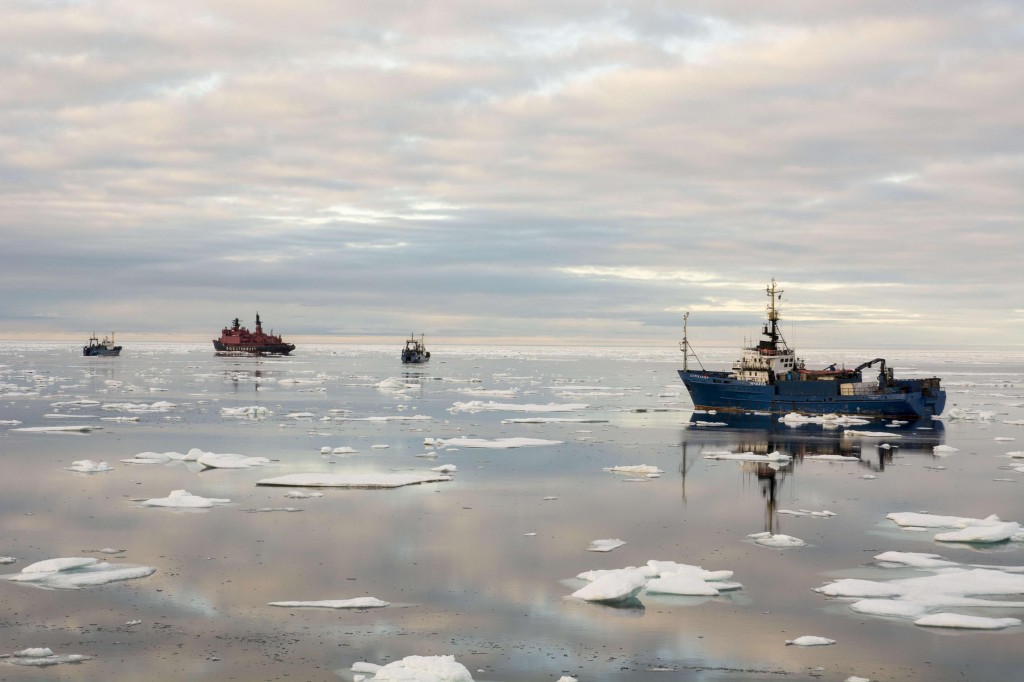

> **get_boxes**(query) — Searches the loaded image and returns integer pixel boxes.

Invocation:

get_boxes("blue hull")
[679,370,946,419]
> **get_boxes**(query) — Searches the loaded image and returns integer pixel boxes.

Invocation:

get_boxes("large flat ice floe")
[570,559,740,602]
[269,597,389,609]
[4,557,155,589]
[449,400,589,413]
[886,511,1024,543]
[8,647,91,666]
[257,472,453,488]
[814,548,1024,631]
[426,437,562,449]
[702,450,791,463]
[12,425,97,433]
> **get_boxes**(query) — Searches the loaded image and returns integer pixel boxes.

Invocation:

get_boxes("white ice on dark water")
[9,647,91,666]
[914,613,1021,629]
[351,654,473,681]
[196,452,271,469]
[448,401,589,413]
[586,538,626,552]
[702,450,791,463]
[221,406,272,418]
[141,489,231,508]
[602,465,663,477]
[65,459,113,472]
[571,559,739,601]
[257,472,452,488]
[12,425,97,433]
[785,636,835,646]
[886,511,1024,543]
[269,597,389,609]
[429,437,562,449]
[780,413,868,426]
[749,532,807,548]
[4,557,155,589]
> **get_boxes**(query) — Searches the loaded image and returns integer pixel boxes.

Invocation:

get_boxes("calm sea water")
[1,342,1023,681]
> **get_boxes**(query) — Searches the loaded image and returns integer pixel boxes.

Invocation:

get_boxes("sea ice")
[352,654,473,681]
[12,425,96,433]
[257,472,452,488]
[269,597,389,609]
[603,465,664,476]
[449,401,589,413]
[434,437,562,449]
[780,413,869,426]
[221,406,272,418]
[10,647,90,666]
[65,459,113,472]
[645,572,721,596]
[102,401,176,412]
[431,464,457,473]
[934,522,1020,544]
[933,444,959,455]
[805,455,860,462]
[141,489,231,508]
[886,512,1004,529]
[5,557,155,589]
[843,430,901,439]
[702,450,791,463]
[196,452,271,469]
[914,613,1021,629]
[873,551,958,568]
[571,568,647,602]
[786,636,835,646]
[751,533,806,548]
[586,538,626,552]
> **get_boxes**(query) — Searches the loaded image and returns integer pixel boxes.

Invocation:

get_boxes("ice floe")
[815,548,1024,630]
[886,511,1024,543]
[221,406,272,418]
[269,597,389,609]
[12,425,97,433]
[781,413,869,426]
[196,452,271,469]
[102,401,176,412]
[702,450,791,463]
[571,559,740,602]
[65,460,113,473]
[805,454,860,462]
[351,654,472,681]
[257,472,452,488]
[603,465,663,477]
[429,437,562,449]
[778,509,836,518]
[8,647,90,666]
[449,401,589,413]
[5,557,155,589]
[785,636,835,646]
[586,538,626,552]
[141,489,231,508]
[749,532,807,548]
[914,613,1021,629]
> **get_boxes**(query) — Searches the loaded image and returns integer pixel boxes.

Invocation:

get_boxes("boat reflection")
[680,412,946,533]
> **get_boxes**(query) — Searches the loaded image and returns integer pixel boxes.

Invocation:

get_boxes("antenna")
[679,312,705,371]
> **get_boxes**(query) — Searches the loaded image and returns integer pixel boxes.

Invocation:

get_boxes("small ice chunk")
[753,534,806,548]
[786,636,835,646]
[586,538,626,552]
[571,568,647,602]
[284,490,324,499]
[431,464,457,473]
[21,557,99,573]
[873,551,958,568]
[603,465,664,476]
[439,437,562,449]
[268,597,389,609]
[65,460,113,473]
[141,489,231,508]
[196,452,271,469]
[849,599,929,618]
[354,654,473,681]
[914,613,1021,629]
[15,648,54,657]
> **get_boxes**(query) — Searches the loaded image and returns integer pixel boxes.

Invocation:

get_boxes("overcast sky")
[2,0,1022,348]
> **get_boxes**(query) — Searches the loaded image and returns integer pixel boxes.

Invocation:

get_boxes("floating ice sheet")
[786,636,835,646]
[449,401,589,413]
[352,654,473,681]
[257,472,452,488]
[5,557,155,589]
[269,597,389,609]
[586,538,626,552]
[65,459,113,472]
[431,437,562,449]
[141,489,231,508]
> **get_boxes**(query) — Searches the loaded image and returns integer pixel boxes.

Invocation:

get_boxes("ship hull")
[213,341,295,355]
[401,352,429,364]
[679,370,946,419]
[83,346,122,357]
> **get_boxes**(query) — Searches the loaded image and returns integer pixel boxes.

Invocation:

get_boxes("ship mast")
[679,312,705,371]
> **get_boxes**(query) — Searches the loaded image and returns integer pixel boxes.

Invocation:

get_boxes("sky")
[2,0,1022,349]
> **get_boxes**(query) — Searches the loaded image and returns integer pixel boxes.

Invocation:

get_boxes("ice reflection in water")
[0,343,1022,681]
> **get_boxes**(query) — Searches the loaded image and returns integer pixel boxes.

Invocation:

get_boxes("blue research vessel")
[678,281,946,419]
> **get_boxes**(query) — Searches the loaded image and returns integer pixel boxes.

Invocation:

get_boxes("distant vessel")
[678,280,946,419]
[83,332,122,357]
[213,314,295,355]
[401,333,430,364]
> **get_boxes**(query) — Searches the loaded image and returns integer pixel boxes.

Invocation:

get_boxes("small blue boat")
[678,281,946,419]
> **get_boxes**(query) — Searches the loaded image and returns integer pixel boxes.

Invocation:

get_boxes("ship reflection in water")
[679,412,946,533]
